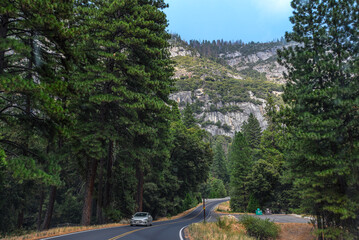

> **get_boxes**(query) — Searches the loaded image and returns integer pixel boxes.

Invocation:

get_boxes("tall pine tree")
[278,0,359,238]
[241,113,262,149]
[229,131,252,212]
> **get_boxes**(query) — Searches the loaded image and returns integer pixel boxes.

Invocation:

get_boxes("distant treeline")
[170,34,287,59]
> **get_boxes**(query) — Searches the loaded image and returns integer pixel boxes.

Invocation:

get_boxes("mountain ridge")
[169,35,287,136]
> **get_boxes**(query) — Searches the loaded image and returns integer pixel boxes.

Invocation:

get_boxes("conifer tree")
[182,103,197,128]
[211,142,229,183]
[278,0,359,238]
[241,113,262,149]
[0,0,76,230]
[229,132,252,212]
[73,0,174,224]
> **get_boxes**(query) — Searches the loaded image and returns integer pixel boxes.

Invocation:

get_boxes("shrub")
[222,124,232,132]
[215,216,232,231]
[240,215,280,240]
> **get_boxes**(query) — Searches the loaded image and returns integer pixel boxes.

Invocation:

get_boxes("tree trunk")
[104,141,113,209]
[0,14,8,74]
[41,186,57,230]
[17,209,24,229]
[81,158,98,226]
[96,157,104,224]
[135,161,144,212]
[37,189,44,230]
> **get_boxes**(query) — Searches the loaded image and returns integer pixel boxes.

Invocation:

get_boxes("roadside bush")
[216,216,232,231]
[240,215,280,240]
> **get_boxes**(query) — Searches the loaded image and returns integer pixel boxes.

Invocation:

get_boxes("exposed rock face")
[170,90,267,137]
[222,42,297,84]
[171,91,193,105]
[167,38,293,137]
[169,46,199,58]
[253,61,287,84]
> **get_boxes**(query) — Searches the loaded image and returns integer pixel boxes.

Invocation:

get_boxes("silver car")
[130,212,153,226]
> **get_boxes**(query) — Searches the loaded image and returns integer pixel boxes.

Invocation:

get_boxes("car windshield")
[134,213,147,217]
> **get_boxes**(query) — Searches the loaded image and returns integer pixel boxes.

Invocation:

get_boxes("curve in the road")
[41,198,228,240]
[109,198,227,240]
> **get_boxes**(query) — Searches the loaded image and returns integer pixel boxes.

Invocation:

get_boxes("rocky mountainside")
[169,35,288,137]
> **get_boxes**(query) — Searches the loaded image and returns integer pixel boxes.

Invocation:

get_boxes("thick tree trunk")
[96,157,104,224]
[0,14,8,74]
[81,158,98,226]
[104,141,113,209]
[17,209,24,229]
[135,161,144,212]
[37,189,44,230]
[41,186,57,230]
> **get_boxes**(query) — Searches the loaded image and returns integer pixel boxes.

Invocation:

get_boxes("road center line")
[178,201,225,240]
[108,202,219,240]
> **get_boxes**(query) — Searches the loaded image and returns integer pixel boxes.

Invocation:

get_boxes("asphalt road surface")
[42,198,228,240]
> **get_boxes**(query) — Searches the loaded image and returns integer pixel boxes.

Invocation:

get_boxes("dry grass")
[277,223,315,240]
[215,201,254,215]
[187,217,315,240]
[215,201,231,213]
[2,204,203,240]
[1,223,127,240]
[187,216,254,240]
[156,202,203,222]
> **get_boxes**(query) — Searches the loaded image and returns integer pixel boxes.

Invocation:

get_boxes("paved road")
[42,198,228,240]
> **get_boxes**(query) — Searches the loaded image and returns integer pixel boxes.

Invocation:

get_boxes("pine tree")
[278,0,359,238]
[211,142,229,183]
[241,113,262,149]
[182,103,197,128]
[72,0,174,225]
[229,132,252,212]
[0,0,77,230]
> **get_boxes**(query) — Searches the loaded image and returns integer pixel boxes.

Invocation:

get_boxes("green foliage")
[222,124,232,132]
[188,38,286,60]
[240,215,280,240]
[278,0,359,237]
[208,178,227,198]
[242,113,262,149]
[182,104,197,128]
[239,68,267,82]
[0,149,5,166]
[229,132,252,212]
[247,195,260,213]
[0,0,211,234]
[211,142,229,183]
[182,193,199,212]
[216,216,232,231]
[246,159,279,207]
[170,121,213,196]
[173,55,282,104]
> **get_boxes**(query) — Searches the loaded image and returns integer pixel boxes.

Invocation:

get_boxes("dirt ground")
[277,223,315,240]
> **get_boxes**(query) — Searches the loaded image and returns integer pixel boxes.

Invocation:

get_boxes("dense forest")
[1,0,359,240]
[0,0,214,236]
[227,1,359,239]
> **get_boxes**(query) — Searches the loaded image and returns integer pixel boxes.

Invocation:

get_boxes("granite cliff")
[169,35,286,137]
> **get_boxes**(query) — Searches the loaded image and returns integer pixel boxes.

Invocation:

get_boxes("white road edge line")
[179,225,189,240]
[178,200,225,240]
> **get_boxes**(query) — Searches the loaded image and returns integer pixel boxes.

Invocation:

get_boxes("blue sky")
[164,0,293,43]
